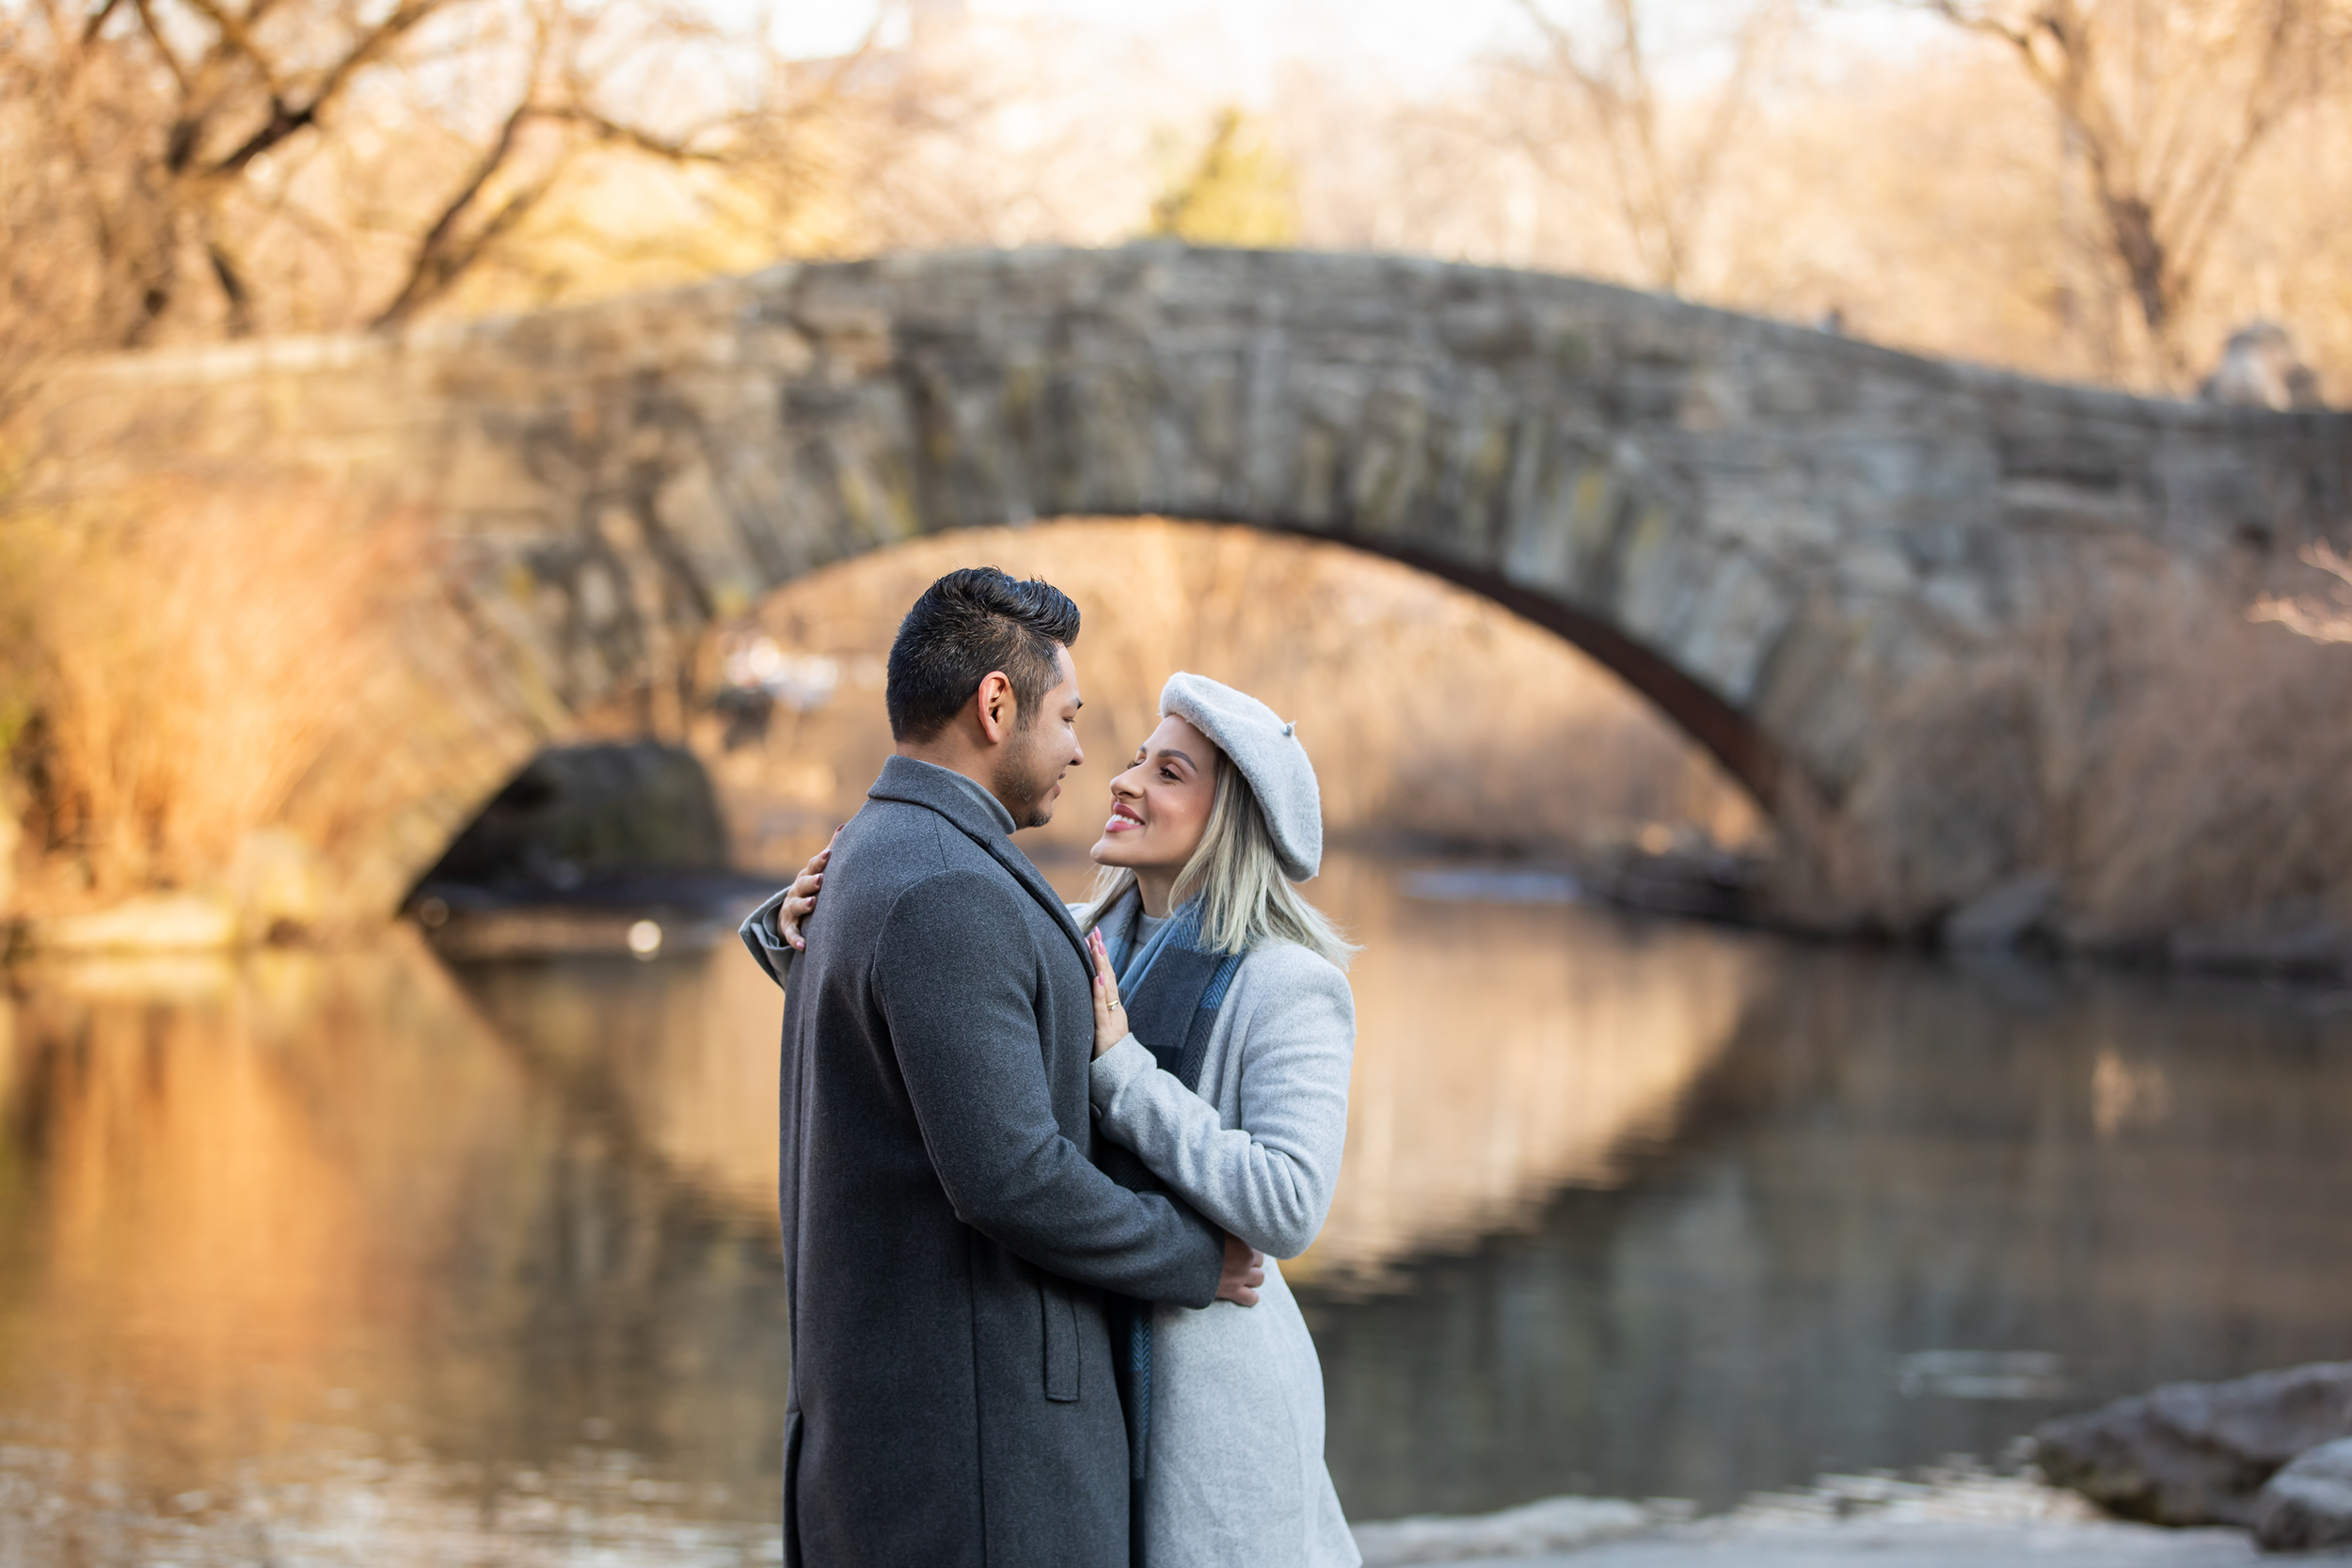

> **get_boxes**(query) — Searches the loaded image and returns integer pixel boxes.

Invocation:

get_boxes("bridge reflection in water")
[3,857,2351,1560]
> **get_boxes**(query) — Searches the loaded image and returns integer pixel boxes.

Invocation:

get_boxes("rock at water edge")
[1944,872,2058,950]
[2253,1438,2352,1553]
[2035,1362,2352,1525]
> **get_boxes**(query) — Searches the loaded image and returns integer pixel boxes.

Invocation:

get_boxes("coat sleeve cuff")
[1089,1035,1152,1110]
[737,890,796,990]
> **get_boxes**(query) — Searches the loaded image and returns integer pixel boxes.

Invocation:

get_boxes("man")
[740,567,1264,1566]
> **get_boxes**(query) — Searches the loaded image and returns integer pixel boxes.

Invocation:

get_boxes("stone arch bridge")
[31,245,2352,927]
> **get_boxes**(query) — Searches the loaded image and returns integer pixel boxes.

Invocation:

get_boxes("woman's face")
[1089,715,1221,872]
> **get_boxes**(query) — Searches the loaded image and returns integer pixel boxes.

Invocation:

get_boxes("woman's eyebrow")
[1152,748,1197,769]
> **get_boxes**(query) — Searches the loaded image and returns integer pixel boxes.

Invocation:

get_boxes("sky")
[765,0,1953,103]
[771,0,1527,89]
[781,0,1957,76]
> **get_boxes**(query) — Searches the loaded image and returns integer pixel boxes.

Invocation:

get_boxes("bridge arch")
[33,244,2349,923]
[1168,518,1783,811]
[691,514,1773,880]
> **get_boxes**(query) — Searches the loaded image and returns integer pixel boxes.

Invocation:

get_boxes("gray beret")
[1158,672,1323,881]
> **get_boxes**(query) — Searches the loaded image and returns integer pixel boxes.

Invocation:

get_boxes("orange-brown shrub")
[0,480,453,923]
[1818,562,2352,939]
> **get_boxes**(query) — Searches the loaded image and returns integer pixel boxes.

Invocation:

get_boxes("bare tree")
[367,1,757,328]
[25,0,466,344]
[0,0,891,354]
[1924,0,2350,376]
[1498,0,1795,293]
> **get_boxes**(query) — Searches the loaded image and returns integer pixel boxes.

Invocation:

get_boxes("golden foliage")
[1,482,437,912]
[1148,108,1303,248]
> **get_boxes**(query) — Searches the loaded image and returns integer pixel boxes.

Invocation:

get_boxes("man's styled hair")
[885,567,1083,742]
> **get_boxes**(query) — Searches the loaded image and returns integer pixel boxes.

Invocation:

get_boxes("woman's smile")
[1088,715,1222,911]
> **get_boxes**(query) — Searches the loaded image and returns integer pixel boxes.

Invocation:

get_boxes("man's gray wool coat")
[756,755,1225,1568]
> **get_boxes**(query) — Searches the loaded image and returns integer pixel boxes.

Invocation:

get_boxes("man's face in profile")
[993,644,1084,830]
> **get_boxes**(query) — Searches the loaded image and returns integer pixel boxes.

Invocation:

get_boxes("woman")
[767,673,1361,1568]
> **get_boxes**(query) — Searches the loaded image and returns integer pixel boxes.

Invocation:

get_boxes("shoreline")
[1350,1470,2281,1566]
[10,848,2352,990]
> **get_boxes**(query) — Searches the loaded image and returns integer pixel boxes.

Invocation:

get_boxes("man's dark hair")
[886,568,1082,742]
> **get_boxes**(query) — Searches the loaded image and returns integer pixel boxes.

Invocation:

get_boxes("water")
[2,854,2349,1561]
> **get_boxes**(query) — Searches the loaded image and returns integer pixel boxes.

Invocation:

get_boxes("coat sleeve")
[1087,945,1355,1260]
[873,869,1225,1307]
[738,887,797,990]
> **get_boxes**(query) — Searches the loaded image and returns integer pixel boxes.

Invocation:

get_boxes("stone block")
[1673,553,1796,704]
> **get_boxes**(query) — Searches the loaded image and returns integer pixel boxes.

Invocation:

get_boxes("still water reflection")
[1,854,2348,1561]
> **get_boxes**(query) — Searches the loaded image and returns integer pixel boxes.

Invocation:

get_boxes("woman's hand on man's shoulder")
[770,829,840,951]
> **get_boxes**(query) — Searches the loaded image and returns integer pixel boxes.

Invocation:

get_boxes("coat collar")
[867,755,1089,971]
[869,754,1017,835]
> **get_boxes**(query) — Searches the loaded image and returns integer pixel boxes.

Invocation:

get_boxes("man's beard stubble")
[990,722,1059,830]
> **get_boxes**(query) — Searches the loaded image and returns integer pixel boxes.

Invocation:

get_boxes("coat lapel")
[976,836,1092,974]
[866,756,1092,974]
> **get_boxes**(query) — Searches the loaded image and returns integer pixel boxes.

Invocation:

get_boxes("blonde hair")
[1077,754,1356,970]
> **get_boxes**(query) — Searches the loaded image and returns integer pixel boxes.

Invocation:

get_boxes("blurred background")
[3,0,2352,1561]
[7,0,2350,395]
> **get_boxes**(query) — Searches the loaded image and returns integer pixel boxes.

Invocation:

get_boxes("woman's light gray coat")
[1089,895,1363,1568]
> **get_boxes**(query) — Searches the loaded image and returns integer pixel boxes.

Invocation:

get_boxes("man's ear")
[973,671,1018,745]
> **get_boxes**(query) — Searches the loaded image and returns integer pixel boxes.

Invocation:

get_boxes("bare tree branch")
[75,0,125,50]
[205,228,255,335]
[536,104,734,164]
[175,0,283,100]
[3,0,951,358]
[373,96,540,327]
[1919,0,2344,377]
[204,0,453,180]
[1506,0,1788,293]
[127,0,193,96]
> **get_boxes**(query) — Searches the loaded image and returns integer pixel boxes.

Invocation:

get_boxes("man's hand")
[1216,1232,1264,1307]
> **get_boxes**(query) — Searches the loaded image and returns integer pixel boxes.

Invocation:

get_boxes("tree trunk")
[2100,192,2173,351]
